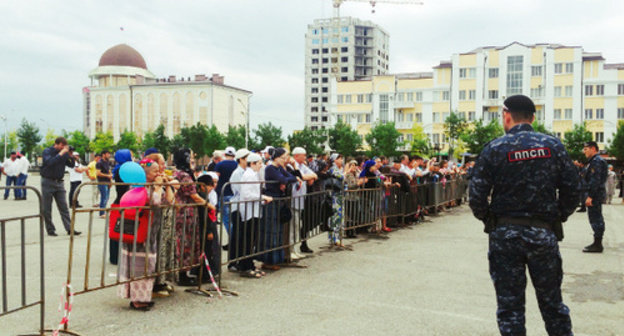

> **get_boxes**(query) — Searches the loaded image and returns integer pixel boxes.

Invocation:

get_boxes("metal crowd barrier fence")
[342,187,384,235]
[0,186,45,336]
[59,180,225,335]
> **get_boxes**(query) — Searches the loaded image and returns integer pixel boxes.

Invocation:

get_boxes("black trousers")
[68,181,82,207]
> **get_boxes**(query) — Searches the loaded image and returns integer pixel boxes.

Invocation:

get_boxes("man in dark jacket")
[581,141,608,253]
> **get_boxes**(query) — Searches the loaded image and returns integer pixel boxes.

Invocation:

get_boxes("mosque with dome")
[83,44,251,141]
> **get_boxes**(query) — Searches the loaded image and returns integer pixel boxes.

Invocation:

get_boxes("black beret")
[503,95,536,114]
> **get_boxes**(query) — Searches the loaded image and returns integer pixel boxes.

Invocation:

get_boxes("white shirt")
[66,162,85,182]
[239,167,263,221]
[2,158,20,176]
[208,190,218,206]
[17,157,30,176]
[229,165,245,212]
[400,164,413,177]
[291,161,313,210]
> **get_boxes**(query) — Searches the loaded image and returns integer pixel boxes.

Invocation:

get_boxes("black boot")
[582,237,604,253]
[300,241,314,254]
[577,206,586,213]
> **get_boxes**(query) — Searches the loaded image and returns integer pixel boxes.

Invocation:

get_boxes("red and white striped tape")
[200,253,223,298]
[52,283,74,336]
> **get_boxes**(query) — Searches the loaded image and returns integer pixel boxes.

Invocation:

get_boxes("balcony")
[393,100,414,109]
[395,121,413,129]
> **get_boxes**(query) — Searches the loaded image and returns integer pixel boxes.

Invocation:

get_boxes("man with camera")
[40,137,81,236]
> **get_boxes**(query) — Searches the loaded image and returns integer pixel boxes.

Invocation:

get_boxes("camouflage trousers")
[587,203,605,239]
[488,225,573,336]
[156,208,175,284]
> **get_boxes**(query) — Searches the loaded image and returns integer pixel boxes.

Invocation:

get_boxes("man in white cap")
[261,146,274,164]
[290,147,318,255]
[67,152,88,207]
[227,148,250,270]
[215,146,238,250]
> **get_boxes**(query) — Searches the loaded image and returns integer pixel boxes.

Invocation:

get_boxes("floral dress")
[174,171,201,268]
[328,165,345,243]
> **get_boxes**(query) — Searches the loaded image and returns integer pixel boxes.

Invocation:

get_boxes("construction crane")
[332,0,423,16]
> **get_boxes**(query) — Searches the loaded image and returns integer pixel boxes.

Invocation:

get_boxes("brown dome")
[98,44,147,69]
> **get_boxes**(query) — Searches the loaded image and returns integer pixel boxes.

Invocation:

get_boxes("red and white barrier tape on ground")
[52,283,74,336]
[200,253,223,297]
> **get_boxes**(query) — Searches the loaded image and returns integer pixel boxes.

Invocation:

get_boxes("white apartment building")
[304,17,390,130]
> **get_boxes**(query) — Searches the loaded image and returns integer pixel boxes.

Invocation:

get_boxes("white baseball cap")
[292,147,306,155]
[235,148,250,160]
[247,153,262,163]
[262,146,274,153]
[224,146,236,157]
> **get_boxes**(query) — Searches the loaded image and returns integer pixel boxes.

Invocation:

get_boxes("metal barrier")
[0,186,45,336]
[342,187,384,235]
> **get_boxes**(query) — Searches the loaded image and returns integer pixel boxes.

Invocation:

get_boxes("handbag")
[108,203,151,244]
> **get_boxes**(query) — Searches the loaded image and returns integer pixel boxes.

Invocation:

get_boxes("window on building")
[469,68,476,78]
[459,68,467,78]
[322,38,328,44]
[619,84,624,95]
[312,78,319,84]
[322,87,328,93]
[341,26,349,33]
[311,97,318,103]
[365,114,371,123]
[506,55,523,95]
[530,87,544,97]
[312,29,319,35]
[565,62,574,73]
[565,85,573,97]
[322,78,328,83]
[337,95,343,103]
[554,86,562,97]
[585,108,593,119]
[488,90,499,99]
[341,47,348,52]
[442,112,450,121]
[341,57,348,62]
[311,107,318,112]
[468,111,476,121]
[323,58,330,64]
[379,94,389,122]
[554,63,563,74]
[341,76,348,81]
[397,111,404,122]
[596,108,604,119]
[312,49,319,54]
[469,90,476,100]
[531,66,542,77]
[312,59,319,64]
[311,116,318,122]
[596,85,604,96]
[357,114,363,123]
[415,112,422,123]
[366,94,373,103]
[585,85,593,96]
[341,67,348,73]
[416,92,423,101]
[459,90,466,100]
[554,109,562,120]
[595,132,604,143]
[311,88,318,93]
[433,113,440,123]
[432,133,440,144]
[322,68,328,73]
[341,37,348,43]
[442,91,450,101]
[457,111,466,120]
[311,69,318,74]
[397,93,405,101]
[407,92,414,101]
[565,108,573,119]
[321,97,328,103]
[345,95,351,103]
[618,108,624,119]
[321,116,328,122]
[536,108,545,121]
[322,48,329,54]
[407,113,413,122]
[488,68,499,78]
[357,94,364,103]
[312,39,320,45]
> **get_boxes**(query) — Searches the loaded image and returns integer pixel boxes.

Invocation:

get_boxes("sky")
[1,0,623,137]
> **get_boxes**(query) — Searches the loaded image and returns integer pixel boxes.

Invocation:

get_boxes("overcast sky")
[1,0,622,137]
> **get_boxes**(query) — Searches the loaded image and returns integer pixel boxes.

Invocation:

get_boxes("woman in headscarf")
[109,149,133,265]
[260,148,299,270]
[173,148,210,286]
[118,158,174,311]
[344,160,365,237]
[327,154,345,246]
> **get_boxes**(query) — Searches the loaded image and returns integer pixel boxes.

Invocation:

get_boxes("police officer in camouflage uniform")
[469,95,579,336]
[581,141,608,253]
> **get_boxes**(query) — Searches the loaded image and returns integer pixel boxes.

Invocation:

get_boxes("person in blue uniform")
[581,141,608,253]
[469,95,579,336]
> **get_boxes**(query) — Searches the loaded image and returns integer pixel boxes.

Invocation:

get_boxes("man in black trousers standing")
[40,137,81,236]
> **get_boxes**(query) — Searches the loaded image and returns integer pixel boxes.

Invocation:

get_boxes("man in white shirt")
[228,148,250,270]
[399,155,413,181]
[2,151,20,200]
[67,152,88,207]
[290,147,318,256]
[15,152,30,200]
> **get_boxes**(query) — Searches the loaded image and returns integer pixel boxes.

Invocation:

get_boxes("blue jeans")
[17,174,27,198]
[220,195,233,234]
[98,184,110,215]
[4,175,19,199]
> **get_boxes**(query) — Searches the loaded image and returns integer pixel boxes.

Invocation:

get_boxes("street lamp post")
[0,115,7,161]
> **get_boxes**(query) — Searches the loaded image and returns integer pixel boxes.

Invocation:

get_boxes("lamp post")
[236,96,251,148]
[0,115,7,161]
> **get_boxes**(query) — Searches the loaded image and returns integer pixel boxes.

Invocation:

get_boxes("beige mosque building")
[83,44,251,140]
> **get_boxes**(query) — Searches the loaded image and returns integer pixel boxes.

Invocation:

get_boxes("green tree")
[563,123,593,162]
[90,131,115,155]
[409,123,430,157]
[288,127,326,155]
[1,131,19,159]
[328,121,362,157]
[115,130,141,154]
[16,118,42,159]
[142,125,171,159]
[203,125,226,160]
[253,122,285,149]
[365,122,403,157]
[460,119,504,155]
[443,112,468,160]
[67,130,91,161]
[40,129,58,152]
[532,121,555,136]
[607,120,624,161]
[225,125,247,150]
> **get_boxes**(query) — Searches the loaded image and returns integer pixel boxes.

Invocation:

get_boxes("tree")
[90,131,115,155]
[607,121,624,161]
[0,131,19,159]
[39,129,58,153]
[460,119,504,155]
[67,130,91,160]
[563,123,592,162]
[115,130,141,154]
[365,122,403,158]
[532,121,555,136]
[142,125,171,159]
[443,112,468,160]
[203,125,226,160]
[328,121,362,158]
[253,122,285,149]
[225,125,247,150]
[16,118,42,159]
[409,123,430,157]
[288,127,326,156]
